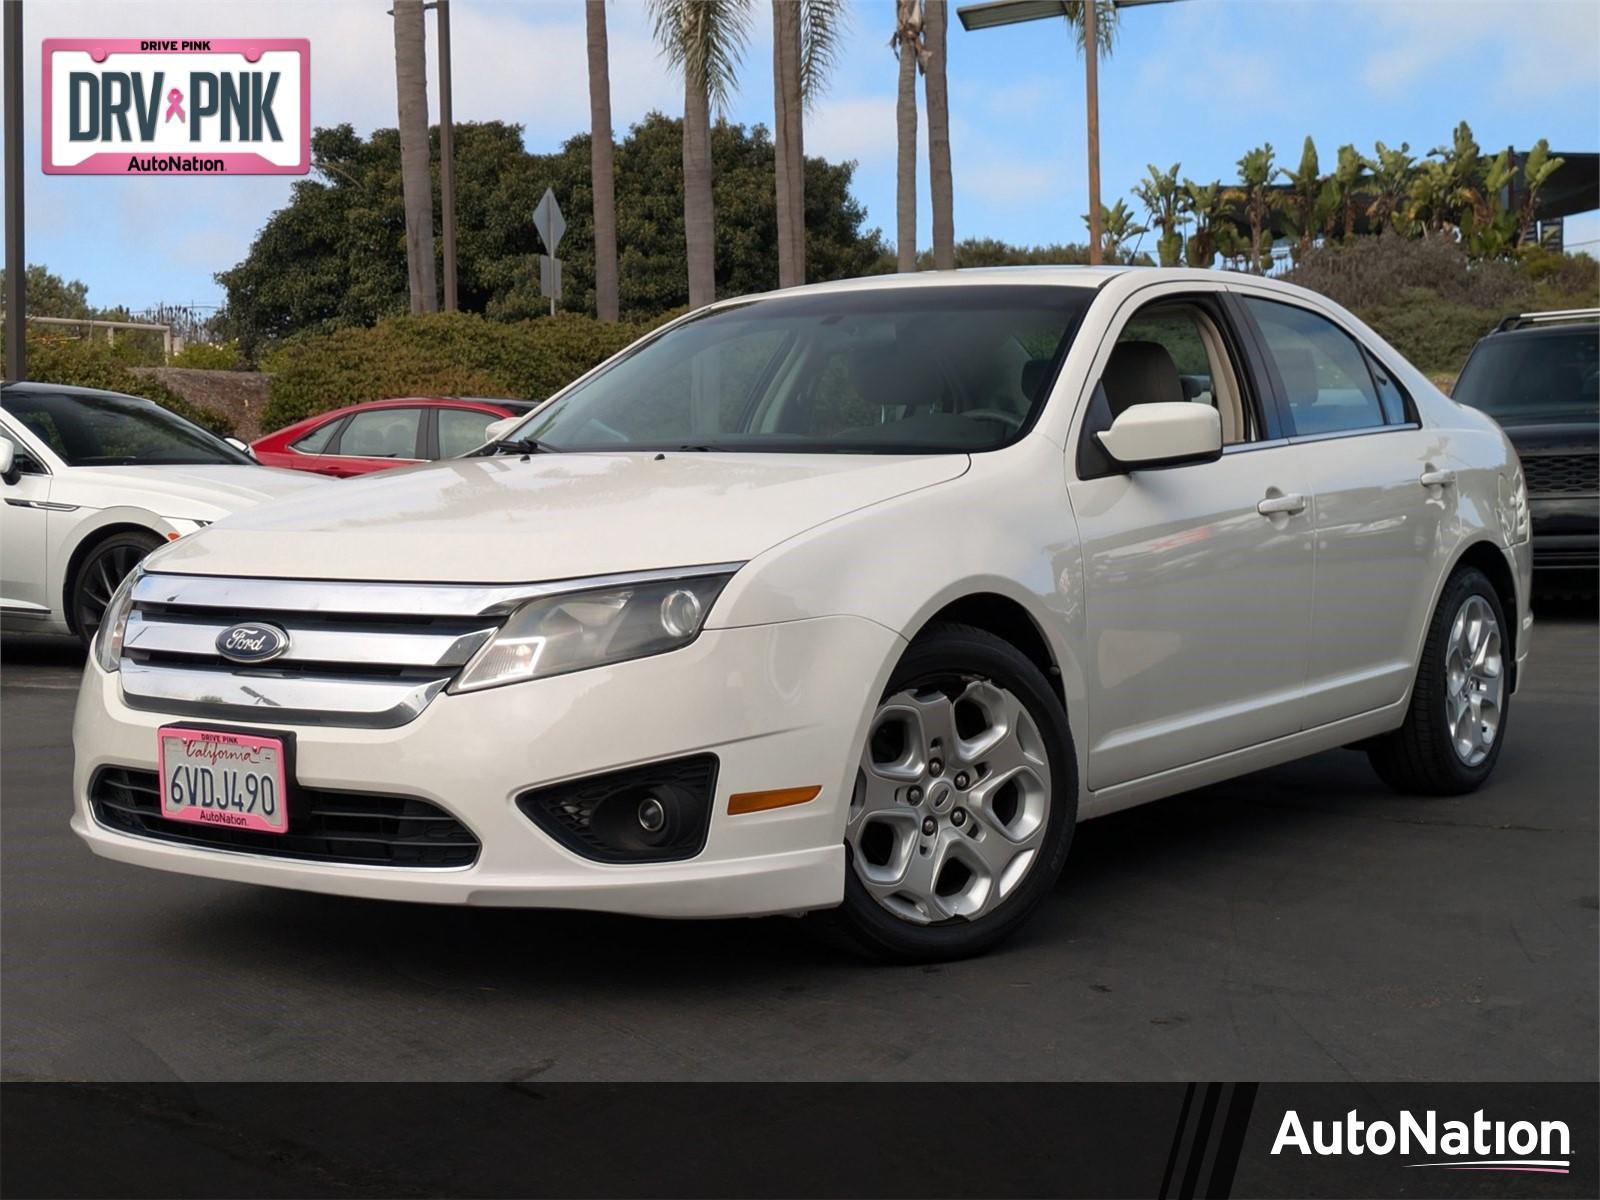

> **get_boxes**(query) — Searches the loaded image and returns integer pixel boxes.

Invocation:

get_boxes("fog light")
[515,755,717,863]
[637,795,666,833]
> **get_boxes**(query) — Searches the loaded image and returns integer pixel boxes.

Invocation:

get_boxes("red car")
[251,396,538,477]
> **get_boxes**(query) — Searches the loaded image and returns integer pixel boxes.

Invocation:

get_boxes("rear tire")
[70,530,162,648]
[819,622,1078,963]
[1367,566,1510,795]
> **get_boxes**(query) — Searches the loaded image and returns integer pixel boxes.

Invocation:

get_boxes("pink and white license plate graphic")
[43,38,309,175]
[157,726,289,835]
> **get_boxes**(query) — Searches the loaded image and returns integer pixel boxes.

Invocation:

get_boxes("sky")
[4,0,1598,315]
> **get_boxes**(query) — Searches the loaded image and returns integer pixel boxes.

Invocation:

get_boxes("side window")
[1244,298,1386,436]
[437,408,498,457]
[338,408,423,458]
[1366,352,1412,425]
[291,419,342,455]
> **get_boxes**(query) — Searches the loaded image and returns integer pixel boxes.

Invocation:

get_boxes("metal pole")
[436,0,457,311]
[4,0,25,378]
[1083,0,1102,265]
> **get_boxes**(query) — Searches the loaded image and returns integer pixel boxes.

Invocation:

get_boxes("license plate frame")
[156,725,291,835]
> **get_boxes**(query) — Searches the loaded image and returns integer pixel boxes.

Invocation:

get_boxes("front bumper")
[1531,496,1599,571]
[73,616,903,918]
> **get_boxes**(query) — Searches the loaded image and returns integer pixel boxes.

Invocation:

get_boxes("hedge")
[261,310,670,432]
[5,333,236,436]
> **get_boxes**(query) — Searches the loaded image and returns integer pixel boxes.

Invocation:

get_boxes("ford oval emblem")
[215,622,291,663]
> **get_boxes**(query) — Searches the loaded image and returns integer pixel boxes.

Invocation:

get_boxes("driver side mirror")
[1095,402,1222,471]
[0,436,16,485]
[224,436,258,460]
[483,416,523,445]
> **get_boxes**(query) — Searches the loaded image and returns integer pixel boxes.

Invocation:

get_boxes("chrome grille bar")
[122,611,494,669]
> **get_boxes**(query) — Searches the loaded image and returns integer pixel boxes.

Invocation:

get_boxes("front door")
[1066,289,1316,790]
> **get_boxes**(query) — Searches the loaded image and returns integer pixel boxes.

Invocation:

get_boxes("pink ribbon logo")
[164,87,185,123]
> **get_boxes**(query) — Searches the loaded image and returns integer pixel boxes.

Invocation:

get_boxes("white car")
[1,382,329,644]
[70,269,1532,961]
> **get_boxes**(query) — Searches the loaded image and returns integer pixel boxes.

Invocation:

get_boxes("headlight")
[95,565,143,673]
[450,570,735,693]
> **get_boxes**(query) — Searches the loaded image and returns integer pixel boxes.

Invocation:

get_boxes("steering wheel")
[962,407,1026,433]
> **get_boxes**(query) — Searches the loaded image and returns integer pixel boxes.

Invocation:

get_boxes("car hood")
[151,451,971,582]
[65,464,331,517]
[1500,419,1599,456]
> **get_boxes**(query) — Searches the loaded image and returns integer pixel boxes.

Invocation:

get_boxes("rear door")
[1067,283,1317,790]
[324,406,426,475]
[1234,290,1448,726]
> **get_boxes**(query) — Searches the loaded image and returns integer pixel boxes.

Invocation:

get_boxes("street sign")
[533,188,566,255]
[533,188,565,313]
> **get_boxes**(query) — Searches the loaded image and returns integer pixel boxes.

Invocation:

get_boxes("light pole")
[4,0,24,377]
[956,0,1180,265]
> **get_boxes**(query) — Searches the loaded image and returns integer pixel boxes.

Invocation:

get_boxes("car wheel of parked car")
[825,622,1078,962]
[1368,565,1510,795]
[70,530,162,647]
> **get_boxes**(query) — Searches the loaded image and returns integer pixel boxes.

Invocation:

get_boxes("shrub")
[260,310,660,431]
[1356,288,1500,376]
[170,340,246,370]
[5,333,235,436]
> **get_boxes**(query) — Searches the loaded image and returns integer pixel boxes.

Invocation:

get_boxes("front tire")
[822,622,1078,962]
[70,530,162,647]
[1367,566,1510,795]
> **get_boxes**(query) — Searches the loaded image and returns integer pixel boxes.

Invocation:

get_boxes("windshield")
[1,388,252,467]
[509,285,1092,454]
[1453,329,1600,425]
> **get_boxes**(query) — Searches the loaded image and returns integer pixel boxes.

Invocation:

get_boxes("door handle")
[1257,491,1308,517]
[1419,468,1456,488]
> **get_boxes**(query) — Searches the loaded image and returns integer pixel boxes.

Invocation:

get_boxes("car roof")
[1,380,147,401]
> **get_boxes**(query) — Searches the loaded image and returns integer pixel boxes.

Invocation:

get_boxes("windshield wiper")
[672,443,729,452]
[490,437,560,458]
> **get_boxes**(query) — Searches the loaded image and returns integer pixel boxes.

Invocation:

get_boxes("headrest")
[1102,340,1183,416]
[1020,357,1053,401]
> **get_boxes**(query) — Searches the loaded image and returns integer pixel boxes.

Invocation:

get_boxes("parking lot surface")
[3,604,1595,1083]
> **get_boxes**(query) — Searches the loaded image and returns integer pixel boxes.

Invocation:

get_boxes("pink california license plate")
[157,727,288,834]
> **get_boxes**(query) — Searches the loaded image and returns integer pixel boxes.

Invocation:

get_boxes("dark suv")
[1454,310,1598,579]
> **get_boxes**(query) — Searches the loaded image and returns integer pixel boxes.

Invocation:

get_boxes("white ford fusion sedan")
[71,268,1531,960]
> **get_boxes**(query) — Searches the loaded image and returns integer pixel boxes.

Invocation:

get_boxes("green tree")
[0,265,93,318]
[1228,143,1279,272]
[216,117,886,351]
[1179,179,1224,268]
[1064,0,1117,56]
[1363,140,1416,234]
[1082,199,1145,262]
[1514,139,1565,247]
[1132,161,1183,267]
[1324,143,1367,241]
[1278,136,1329,260]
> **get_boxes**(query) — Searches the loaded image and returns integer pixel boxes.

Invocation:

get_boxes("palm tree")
[1363,141,1416,235]
[891,0,927,272]
[392,0,437,313]
[1179,178,1224,269]
[1064,0,1116,55]
[773,0,847,289]
[649,0,752,310]
[1513,139,1565,246]
[924,0,955,270]
[587,1,620,321]
[1228,143,1278,273]
[1277,136,1327,261]
[1132,162,1183,266]
[1083,200,1145,262]
[1323,143,1367,242]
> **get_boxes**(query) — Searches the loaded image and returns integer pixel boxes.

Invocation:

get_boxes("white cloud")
[806,96,897,165]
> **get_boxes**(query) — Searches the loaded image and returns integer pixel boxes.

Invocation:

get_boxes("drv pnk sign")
[43,39,310,175]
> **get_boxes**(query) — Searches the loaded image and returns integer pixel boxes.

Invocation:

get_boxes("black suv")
[1454,310,1598,579]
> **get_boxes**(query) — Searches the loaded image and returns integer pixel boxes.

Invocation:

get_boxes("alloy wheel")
[848,677,1052,925]
[1444,593,1503,767]
[74,541,149,641]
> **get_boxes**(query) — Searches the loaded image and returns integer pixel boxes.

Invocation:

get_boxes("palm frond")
[1063,1,1116,58]
[800,0,849,108]
[647,0,753,116]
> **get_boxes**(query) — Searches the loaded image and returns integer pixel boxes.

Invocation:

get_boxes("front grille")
[90,767,480,867]
[1522,453,1599,496]
[118,573,526,728]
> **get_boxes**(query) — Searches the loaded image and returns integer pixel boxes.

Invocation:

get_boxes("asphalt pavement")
[3,600,1595,1083]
